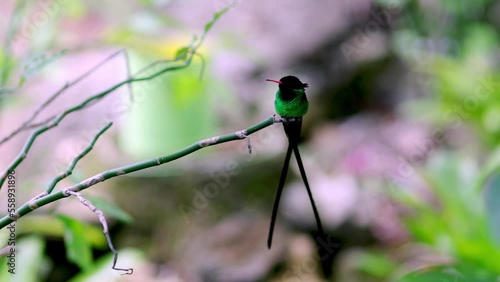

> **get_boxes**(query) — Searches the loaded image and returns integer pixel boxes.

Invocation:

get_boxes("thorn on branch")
[66,190,133,275]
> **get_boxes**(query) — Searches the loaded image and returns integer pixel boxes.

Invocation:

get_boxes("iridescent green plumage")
[274,88,309,118]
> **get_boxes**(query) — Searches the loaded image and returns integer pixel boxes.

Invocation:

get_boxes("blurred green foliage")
[367,0,500,281]
[389,153,500,281]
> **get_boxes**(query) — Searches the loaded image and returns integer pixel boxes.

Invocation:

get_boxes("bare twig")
[65,190,133,275]
[29,122,112,204]
[0,50,124,145]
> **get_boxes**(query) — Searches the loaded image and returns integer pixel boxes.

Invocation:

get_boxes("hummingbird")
[266,75,325,249]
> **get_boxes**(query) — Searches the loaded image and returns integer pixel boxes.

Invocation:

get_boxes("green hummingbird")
[266,75,325,249]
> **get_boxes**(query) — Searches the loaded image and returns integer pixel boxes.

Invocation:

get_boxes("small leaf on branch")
[204,6,232,34]
[175,46,190,60]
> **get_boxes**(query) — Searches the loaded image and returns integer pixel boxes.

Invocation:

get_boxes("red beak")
[266,79,282,84]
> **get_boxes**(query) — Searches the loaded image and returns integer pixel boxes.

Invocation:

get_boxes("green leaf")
[484,169,500,245]
[15,215,106,248]
[399,269,468,282]
[84,196,134,224]
[57,215,93,272]
[399,264,498,282]
[203,5,232,34]
[354,251,397,278]
[175,46,190,60]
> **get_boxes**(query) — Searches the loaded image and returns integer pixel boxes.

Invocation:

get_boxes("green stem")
[45,122,113,194]
[0,4,231,190]
[0,116,279,229]
[0,49,196,190]
[0,50,124,146]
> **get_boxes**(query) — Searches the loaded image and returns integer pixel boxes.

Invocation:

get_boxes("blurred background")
[1,0,500,281]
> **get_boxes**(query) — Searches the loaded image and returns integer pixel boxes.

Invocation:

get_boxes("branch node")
[28,201,39,210]
[247,136,252,154]
[199,136,219,147]
[62,188,72,197]
[81,174,105,188]
[9,212,19,221]
[235,130,247,139]
[236,130,252,154]
[28,192,48,209]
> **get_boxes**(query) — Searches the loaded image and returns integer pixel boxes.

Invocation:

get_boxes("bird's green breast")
[274,89,309,118]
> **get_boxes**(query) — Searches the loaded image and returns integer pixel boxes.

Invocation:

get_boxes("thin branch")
[0,6,231,190]
[132,36,197,77]
[0,116,281,229]
[22,115,56,130]
[0,43,200,191]
[0,49,124,145]
[47,122,113,194]
[122,50,134,102]
[194,52,206,81]
[66,190,133,275]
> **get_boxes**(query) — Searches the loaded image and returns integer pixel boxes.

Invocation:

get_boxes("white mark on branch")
[235,130,247,139]
[9,212,20,220]
[28,202,39,209]
[62,188,72,196]
[28,192,47,209]
[81,174,105,188]
[273,114,284,123]
[199,136,219,147]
